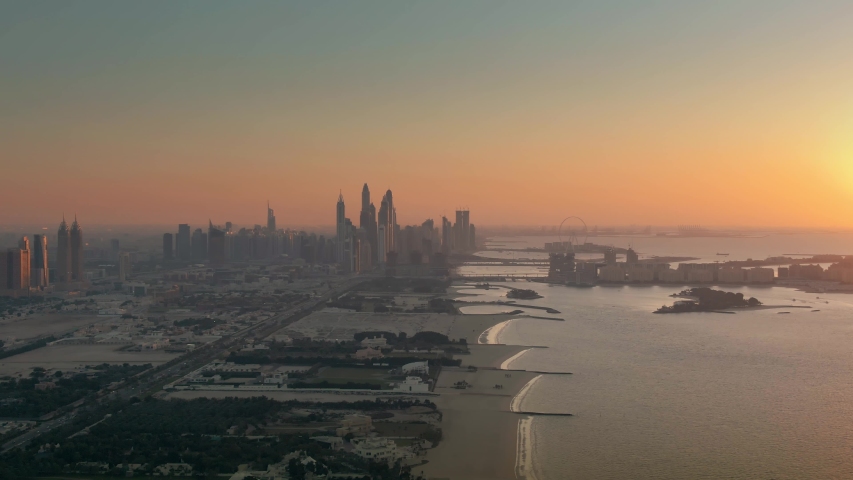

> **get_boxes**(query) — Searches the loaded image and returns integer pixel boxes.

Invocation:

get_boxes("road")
[1,277,364,454]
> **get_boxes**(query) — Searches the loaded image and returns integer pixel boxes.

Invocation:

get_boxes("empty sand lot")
[0,344,178,376]
[0,314,114,342]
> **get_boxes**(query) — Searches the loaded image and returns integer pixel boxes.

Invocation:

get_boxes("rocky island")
[506,288,543,300]
[655,287,762,313]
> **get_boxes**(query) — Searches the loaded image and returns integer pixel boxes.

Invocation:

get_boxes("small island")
[655,287,761,313]
[506,288,543,300]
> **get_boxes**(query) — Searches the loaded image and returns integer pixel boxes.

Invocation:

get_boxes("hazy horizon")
[3,1,853,227]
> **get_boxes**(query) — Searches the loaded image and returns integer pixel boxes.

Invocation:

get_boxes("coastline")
[420,344,539,480]
[416,281,557,479]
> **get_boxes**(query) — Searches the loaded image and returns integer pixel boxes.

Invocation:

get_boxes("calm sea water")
[461,233,853,479]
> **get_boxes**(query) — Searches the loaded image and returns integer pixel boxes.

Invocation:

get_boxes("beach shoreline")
[420,279,546,480]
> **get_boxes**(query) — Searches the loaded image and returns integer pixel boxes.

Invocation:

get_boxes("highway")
[1,277,364,454]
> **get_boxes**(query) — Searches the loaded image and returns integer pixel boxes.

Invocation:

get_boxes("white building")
[263,372,287,384]
[401,361,428,375]
[394,376,430,393]
[352,437,397,462]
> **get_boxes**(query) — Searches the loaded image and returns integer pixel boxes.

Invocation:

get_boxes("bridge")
[453,274,549,281]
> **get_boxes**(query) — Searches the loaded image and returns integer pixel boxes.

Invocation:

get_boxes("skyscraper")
[163,233,174,260]
[336,192,346,263]
[32,234,48,287]
[378,196,389,262]
[191,228,207,260]
[118,252,131,282]
[267,202,276,232]
[453,209,472,252]
[208,221,226,265]
[441,216,452,255]
[176,224,191,261]
[359,184,378,269]
[3,246,30,291]
[385,190,395,252]
[70,216,84,281]
[57,216,71,283]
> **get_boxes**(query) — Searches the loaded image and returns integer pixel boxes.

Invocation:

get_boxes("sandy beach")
[419,344,540,480]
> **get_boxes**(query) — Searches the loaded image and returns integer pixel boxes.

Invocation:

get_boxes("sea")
[459,233,853,479]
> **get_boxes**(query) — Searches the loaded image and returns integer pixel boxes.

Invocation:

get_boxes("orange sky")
[2,2,853,228]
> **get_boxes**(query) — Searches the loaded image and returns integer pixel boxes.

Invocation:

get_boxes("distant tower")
[162,233,174,260]
[176,224,191,261]
[441,216,452,255]
[267,201,276,232]
[336,192,346,263]
[359,184,378,269]
[361,184,370,215]
[626,247,639,265]
[386,190,395,251]
[118,252,131,282]
[191,228,207,260]
[208,221,226,265]
[70,216,84,282]
[57,216,71,283]
[32,234,49,287]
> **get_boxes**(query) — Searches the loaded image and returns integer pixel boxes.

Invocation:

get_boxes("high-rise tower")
[70,216,84,281]
[267,201,276,232]
[336,192,346,263]
[57,216,71,283]
[209,221,226,265]
[359,184,378,269]
[176,224,191,261]
[32,234,48,287]
[163,233,174,260]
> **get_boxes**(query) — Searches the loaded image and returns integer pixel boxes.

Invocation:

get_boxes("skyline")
[3,1,853,227]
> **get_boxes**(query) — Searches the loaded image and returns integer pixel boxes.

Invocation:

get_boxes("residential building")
[351,437,398,462]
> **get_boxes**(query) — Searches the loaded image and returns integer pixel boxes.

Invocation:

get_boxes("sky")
[2,1,853,229]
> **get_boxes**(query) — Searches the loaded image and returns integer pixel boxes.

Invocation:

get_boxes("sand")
[0,344,178,376]
[420,344,540,480]
[0,314,108,342]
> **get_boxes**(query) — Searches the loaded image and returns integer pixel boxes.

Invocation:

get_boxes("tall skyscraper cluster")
[334,183,475,272]
[163,204,338,267]
[336,184,399,273]
[1,216,87,295]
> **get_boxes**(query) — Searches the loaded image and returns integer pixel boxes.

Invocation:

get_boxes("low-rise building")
[263,372,287,384]
[360,335,388,348]
[401,361,428,375]
[351,437,397,462]
[355,347,384,360]
[394,376,430,393]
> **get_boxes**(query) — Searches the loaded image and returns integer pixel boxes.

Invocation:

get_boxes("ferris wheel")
[557,216,588,251]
